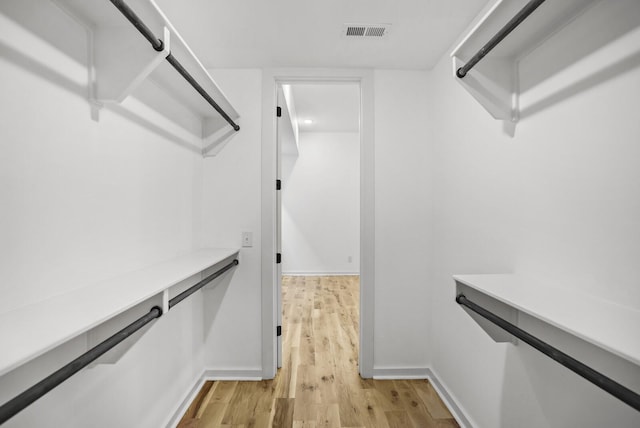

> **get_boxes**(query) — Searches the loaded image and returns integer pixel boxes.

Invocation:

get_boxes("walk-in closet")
[1,0,639,427]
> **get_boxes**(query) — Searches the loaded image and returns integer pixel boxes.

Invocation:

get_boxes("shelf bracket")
[202,123,240,157]
[86,292,164,367]
[92,26,170,105]
[455,280,518,344]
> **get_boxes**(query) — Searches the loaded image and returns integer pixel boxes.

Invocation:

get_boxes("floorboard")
[177,276,459,427]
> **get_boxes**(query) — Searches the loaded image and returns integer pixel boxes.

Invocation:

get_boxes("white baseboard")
[425,368,474,428]
[371,367,473,428]
[203,368,263,380]
[164,371,208,428]
[282,272,360,276]
[372,367,430,379]
[164,369,264,428]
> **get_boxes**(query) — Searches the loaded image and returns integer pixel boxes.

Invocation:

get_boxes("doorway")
[261,69,375,380]
[276,82,361,369]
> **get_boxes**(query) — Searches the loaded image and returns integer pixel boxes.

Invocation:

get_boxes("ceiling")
[291,84,360,133]
[154,0,490,70]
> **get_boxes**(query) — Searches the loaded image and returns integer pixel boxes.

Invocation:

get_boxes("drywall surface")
[201,69,264,373]
[373,70,432,373]
[211,69,433,377]
[0,2,206,427]
[281,132,360,275]
[428,13,640,428]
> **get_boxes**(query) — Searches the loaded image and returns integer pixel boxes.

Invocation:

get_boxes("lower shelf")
[0,248,239,377]
[453,274,640,366]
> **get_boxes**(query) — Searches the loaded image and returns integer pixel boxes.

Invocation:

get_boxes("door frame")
[260,68,375,379]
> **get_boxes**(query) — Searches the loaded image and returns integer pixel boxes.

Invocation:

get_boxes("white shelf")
[454,274,640,366]
[0,248,239,377]
[450,0,598,122]
[278,85,299,157]
[52,0,240,154]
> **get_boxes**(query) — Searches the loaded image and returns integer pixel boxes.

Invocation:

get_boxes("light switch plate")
[242,231,253,247]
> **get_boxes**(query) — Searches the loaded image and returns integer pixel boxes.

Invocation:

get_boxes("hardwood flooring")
[178,276,459,427]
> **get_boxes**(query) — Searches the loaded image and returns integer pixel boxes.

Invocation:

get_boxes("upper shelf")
[52,0,240,154]
[278,85,299,157]
[450,0,598,122]
[454,274,640,366]
[0,248,239,377]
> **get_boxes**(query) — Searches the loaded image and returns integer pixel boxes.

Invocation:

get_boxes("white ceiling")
[291,84,360,133]
[154,0,490,69]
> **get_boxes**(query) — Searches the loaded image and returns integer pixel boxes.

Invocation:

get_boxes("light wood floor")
[178,276,459,427]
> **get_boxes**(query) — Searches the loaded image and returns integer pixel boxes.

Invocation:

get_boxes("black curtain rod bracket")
[108,0,239,131]
[456,0,546,78]
[456,294,640,412]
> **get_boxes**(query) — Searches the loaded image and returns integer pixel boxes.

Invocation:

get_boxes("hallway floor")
[178,276,458,427]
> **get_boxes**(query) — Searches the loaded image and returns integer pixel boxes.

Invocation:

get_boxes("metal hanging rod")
[108,0,240,131]
[456,294,640,412]
[109,0,164,51]
[456,0,546,78]
[0,306,163,425]
[169,259,239,309]
[0,259,239,424]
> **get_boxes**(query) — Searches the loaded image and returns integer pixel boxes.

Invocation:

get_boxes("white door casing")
[261,69,374,379]
[275,86,284,369]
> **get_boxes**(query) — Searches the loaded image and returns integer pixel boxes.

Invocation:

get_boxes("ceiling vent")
[343,23,391,38]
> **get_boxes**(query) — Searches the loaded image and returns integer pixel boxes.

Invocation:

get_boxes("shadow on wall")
[280,154,298,186]
[498,317,640,427]
[0,0,87,64]
[202,270,236,338]
[519,0,640,120]
[0,41,84,97]
[0,0,203,154]
[520,49,640,119]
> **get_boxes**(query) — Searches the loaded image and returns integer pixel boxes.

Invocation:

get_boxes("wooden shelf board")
[449,0,600,124]
[278,86,299,157]
[454,274,640,366]
[0,248,239,377]
[53,0,239,139]
[452,0,596,61]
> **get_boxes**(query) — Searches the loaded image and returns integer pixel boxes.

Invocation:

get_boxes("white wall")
[201,69,264,375]
[373,70,432,374]
[427,6,640,427]
[281,132,360,275]
[213,69,433,379]
[0,3,207,426]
